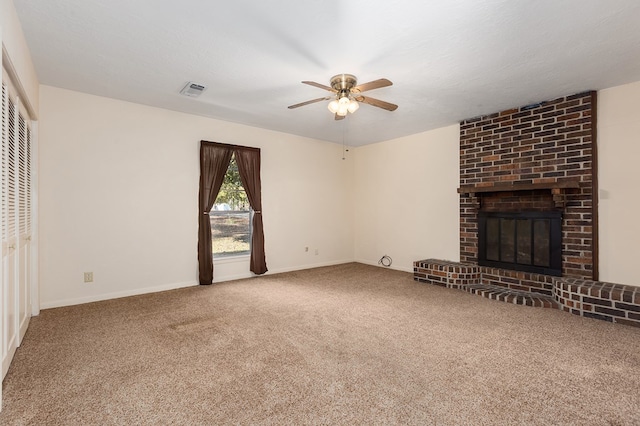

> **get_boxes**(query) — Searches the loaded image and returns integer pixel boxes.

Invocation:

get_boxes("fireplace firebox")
[478,211,562,276]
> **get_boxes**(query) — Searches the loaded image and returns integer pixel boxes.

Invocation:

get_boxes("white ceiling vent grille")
[180,82,206,97]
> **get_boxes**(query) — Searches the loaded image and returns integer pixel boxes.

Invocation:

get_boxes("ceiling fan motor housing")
[330,74,358,96]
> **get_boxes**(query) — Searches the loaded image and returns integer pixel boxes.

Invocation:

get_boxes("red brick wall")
[459,92,597,279]
[480,190,554,212]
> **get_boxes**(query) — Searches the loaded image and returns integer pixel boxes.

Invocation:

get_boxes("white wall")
[352,125,460,272]
[598,80,640,286]
[38,85,354,308]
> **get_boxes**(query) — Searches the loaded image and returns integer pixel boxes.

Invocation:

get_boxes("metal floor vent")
[180,82,206,97]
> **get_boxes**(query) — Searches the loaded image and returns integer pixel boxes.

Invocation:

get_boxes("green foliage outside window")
[211,154,251,256]
[215,155,249,211]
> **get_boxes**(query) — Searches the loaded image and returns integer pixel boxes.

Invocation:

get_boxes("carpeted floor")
[1,263,639,425]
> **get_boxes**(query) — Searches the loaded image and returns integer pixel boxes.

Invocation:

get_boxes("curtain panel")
[197,143,233,284]
[197,141,267,285]
[234,149,268,275]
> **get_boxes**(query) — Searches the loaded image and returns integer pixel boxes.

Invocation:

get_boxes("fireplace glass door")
[478,211,562,276]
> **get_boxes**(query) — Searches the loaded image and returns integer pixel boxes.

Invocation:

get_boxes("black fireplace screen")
[478,211,562,276]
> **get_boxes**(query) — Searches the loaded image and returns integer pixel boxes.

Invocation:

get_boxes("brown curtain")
[234,148,268,275]
[198,142,233,284]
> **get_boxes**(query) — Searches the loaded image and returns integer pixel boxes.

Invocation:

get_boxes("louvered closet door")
[1,84,18,378]
[1,84,6,378]
[1,80,32,378]
[17,111,31,342]
[0,83,4,409]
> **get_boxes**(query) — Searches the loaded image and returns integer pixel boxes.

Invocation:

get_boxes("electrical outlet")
[84,272,93,283]
[305,246,309,252]
[315,249,319,255]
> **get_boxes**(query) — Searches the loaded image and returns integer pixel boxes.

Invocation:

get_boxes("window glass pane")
[533,219,550,267]
[486,218,500,261]
[500,218,515,263]
[517,219,532,265]
[211,155,251,257]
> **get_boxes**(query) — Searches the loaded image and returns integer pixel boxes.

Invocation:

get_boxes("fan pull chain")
[342,119,349,160]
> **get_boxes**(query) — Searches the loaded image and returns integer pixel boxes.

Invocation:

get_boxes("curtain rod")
[200,140,260,152]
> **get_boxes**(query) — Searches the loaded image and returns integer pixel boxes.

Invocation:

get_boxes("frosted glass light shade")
[329,96,359,116]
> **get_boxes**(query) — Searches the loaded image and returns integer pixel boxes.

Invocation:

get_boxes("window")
[209,154,252,257]
[198,141,266,283]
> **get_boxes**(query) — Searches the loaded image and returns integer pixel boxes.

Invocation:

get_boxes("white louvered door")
[1,82,33,379]
[2,85,18,377]
[17,110,31,342]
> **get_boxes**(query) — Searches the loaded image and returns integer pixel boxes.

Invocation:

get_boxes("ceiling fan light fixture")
[289,74,397,120]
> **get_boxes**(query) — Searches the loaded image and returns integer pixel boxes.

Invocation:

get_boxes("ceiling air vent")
[180,82,206,97]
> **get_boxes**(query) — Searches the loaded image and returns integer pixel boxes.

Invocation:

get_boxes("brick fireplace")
[458,91,598,289]
[414,91,640,327]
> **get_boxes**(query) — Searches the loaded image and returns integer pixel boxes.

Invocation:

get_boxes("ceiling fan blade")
[288,97,332,109]
[302,81,338,93]
[334,113,345,121]
[352,78,392,93]
[355,95,398,111]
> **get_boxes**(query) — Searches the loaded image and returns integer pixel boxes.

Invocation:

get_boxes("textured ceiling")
[13,0,640,146]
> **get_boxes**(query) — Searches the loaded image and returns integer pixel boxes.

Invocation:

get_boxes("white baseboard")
[40,280,199,310]
[40,259,363,310]
[355,258,414,273]
[212,259,357,283]
[265,259,356,275]
[212,272,254,283]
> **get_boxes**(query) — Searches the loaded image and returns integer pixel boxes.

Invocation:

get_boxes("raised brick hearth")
[555,278,640,327]
[414,259,640,327]
[413,259,558,309]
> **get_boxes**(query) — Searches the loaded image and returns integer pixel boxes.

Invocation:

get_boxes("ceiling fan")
[288,74,398,120]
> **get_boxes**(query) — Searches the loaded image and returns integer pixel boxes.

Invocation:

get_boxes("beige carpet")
[1,263,639,425]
